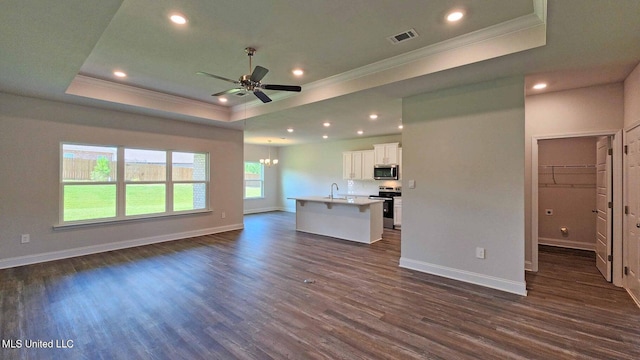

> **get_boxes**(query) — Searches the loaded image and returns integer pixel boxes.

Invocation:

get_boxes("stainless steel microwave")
[374,164,399,180]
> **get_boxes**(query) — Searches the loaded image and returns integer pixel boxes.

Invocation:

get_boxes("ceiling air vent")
[387,28,419,44]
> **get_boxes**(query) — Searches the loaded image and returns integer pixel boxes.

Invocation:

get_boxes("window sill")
[53,209,213,230]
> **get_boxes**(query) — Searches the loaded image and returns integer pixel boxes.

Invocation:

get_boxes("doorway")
[537,136,611,281]
[530,130,623,286]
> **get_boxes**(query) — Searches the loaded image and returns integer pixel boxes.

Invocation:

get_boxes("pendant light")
[260,140,278,166]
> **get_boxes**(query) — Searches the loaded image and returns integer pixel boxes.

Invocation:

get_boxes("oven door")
[369,196,393,218]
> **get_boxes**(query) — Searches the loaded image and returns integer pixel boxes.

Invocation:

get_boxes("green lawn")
[244,186,263,198]
[63,184,200,221]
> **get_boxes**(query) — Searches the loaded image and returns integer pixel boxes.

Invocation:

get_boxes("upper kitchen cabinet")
[398,147,402,180]
[374,142,399,165]
[343,150,374,180]
[343,151,362,180]
[362,150,375,180]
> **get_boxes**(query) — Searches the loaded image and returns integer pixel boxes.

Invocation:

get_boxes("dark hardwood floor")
[1,212,639,359]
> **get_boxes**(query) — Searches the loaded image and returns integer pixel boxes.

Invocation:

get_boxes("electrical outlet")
[21,234,30,244]
[221,211,226,219]
[545,209,553,216]
[476,247,485,259]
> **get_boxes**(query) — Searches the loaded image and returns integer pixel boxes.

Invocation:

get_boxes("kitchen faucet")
[330,183,339,199]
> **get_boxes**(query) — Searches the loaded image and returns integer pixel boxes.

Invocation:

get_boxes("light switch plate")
[408,180,416,189]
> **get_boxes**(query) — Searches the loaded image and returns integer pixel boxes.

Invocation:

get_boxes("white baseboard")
[525,260,533,272]
[0,223,244,270]
[399,257,527,296]
[243,206,284,214]
[538,237,595,251]
[627,288,640,309]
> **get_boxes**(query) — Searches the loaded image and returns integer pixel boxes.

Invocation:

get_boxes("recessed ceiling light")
[369,114,378,120]
[398,125,404,130]
[533,83,548,90]
[446,11,464,22]
[113,71,127,78]
[323,122,331,127]
[170,14,187,25]
[287,128,294,133]
[218,97,228,103]
[292,69,304,76]
[322,135,328,139]
[357,130,364,135]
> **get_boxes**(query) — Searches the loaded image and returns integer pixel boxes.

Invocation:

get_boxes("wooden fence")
[63,159,193,181]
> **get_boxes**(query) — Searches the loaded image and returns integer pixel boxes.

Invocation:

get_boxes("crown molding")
[66,75,231,122]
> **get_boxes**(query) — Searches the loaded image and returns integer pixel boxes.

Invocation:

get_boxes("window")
[60,144,209,225]
[172,152,208,212]
[125,149,166,216]
[61,145,117,222]
[244,162,264,199]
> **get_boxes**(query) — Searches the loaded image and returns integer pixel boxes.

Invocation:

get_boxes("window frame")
[58,143,210,227]
[244,161,265,199]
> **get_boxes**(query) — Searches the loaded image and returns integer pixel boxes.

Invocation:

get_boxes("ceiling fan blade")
[253,90,272,103]
[212,88,243,96]
[261,84,302,92]
[250,66,269,82]
[196,71,239,84]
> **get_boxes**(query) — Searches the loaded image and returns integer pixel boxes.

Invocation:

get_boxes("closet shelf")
[538,164,596,168]
[538,164,596,187]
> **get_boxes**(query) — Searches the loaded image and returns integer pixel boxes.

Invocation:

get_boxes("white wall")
[625,63,640,128]
[401,77,526,295]
[525,83,624,269]
[279,135,401,212]
[244,144,281,213]
[0,93,244,268]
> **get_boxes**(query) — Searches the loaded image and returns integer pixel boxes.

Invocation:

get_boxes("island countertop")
[288,196,384,206]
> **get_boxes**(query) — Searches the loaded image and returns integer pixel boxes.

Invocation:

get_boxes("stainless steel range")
[369,186,401,229]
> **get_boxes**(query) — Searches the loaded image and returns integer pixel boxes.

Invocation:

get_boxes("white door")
[595,136,612,281]
[625,126,640,303]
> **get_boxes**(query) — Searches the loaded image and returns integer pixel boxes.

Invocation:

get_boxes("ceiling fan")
[197,47,302,103]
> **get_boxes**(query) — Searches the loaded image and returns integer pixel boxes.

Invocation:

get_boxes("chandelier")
[260,140,278,167]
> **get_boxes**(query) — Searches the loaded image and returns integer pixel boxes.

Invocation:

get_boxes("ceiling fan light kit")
[197,47,302,104]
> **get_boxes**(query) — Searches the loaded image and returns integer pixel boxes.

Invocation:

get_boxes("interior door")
[595,136,612,281]
[625,127,640,303]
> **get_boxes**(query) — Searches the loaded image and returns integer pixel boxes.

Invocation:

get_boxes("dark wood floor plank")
[2,212,639,359]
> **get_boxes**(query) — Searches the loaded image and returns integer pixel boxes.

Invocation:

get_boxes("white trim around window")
[58,143,210,227]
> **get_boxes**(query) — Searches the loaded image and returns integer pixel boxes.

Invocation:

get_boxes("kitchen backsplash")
[344,179,401,196]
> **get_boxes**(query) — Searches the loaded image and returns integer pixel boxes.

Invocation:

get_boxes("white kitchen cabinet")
[398,147,402,180]
[362,150,375,180]
[393,197,402,227]
[374,142,399,165]
[344,150,375,180]
[343,151,355,179]
[343,151,363,180]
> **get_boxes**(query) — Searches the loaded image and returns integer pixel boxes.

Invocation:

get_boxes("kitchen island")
[289,196,384,244]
